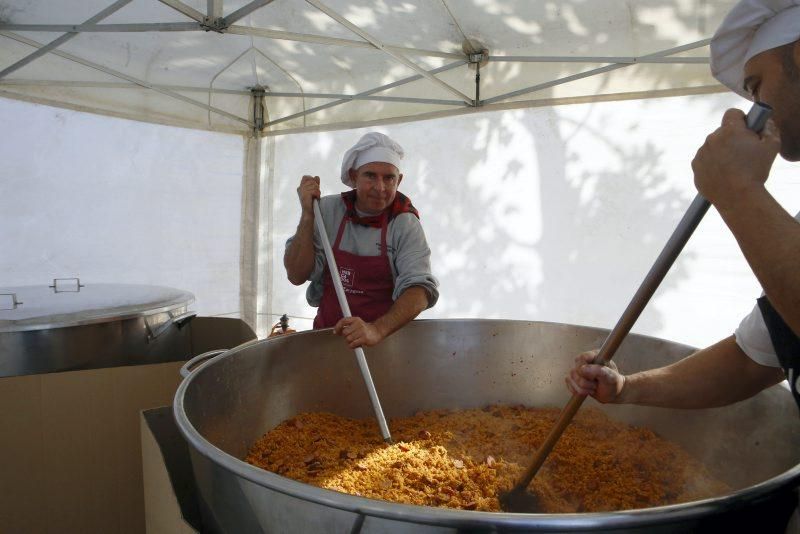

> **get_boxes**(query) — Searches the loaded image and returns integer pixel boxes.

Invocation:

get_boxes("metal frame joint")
[468,52,484,65]
[201,16,228,33]
[251,85,268,132]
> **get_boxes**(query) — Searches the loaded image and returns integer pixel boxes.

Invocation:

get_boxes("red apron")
[313,212,394,329]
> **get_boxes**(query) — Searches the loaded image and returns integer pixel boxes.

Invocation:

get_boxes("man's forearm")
[715,185,800,333]
[284,212,316,285]
[373,286,429,340]
[618,336,785,408]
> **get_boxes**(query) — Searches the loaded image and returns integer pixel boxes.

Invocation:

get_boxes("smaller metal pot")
[0,279,196,377]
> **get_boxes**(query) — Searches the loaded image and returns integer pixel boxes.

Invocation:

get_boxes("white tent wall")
[3,89,798,349]
[263,93,799,349]
[0,97,244,319]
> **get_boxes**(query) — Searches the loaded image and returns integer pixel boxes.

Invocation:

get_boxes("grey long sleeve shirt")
[286,193,439,309]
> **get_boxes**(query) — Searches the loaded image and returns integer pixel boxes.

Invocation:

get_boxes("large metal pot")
[0,280,196,377]
[174,319,800,532]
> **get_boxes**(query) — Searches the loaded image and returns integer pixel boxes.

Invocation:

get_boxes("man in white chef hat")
[569,0,800,410]
[565,2,800,527]
[285,132,439,348]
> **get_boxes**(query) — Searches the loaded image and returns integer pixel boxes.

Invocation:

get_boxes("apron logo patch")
[339,267,355,288]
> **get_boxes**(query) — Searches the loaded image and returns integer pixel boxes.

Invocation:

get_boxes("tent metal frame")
[0,0,132,80]
[3,21,712,67]
[0,0,716,134]
[484,39,712,105]
[0,30,255,128]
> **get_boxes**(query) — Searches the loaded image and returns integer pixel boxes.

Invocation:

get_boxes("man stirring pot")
[285,132,439,348]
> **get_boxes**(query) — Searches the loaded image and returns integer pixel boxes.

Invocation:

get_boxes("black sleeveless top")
[757,296,800,411]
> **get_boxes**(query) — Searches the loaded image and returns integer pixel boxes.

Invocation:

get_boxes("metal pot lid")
[0,280,195,333]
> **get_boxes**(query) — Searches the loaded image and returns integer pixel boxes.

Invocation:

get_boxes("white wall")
[265,93,799,349]
[0,98,244,318]
[4,94,797,349]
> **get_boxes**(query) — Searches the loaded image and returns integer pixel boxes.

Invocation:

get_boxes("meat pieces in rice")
[245,406,729,512]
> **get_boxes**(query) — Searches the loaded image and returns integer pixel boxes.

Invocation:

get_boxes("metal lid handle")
[49,278,84,293]
[0,293,23,310]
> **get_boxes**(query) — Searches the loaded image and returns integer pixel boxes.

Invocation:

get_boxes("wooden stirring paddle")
[312,198,393,443]
[501,101,773,513]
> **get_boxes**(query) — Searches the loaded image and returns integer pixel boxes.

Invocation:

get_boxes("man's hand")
[691,108,780,210]
[285,175,321,285]
[565,350,626,404]
[332,316,384,348]
[297,175,321,214]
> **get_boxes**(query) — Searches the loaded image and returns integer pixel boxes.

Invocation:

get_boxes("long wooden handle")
[515,394,585,490]
[312,199,393,443]
[514,194,710,491]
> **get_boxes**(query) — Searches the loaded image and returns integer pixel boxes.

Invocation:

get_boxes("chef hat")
[340,132,404,186]
[710,0,800,99]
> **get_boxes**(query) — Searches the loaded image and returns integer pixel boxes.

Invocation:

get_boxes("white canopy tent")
[0,0,733,134]
[4,0,797,346]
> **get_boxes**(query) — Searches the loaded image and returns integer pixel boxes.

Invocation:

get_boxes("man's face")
[743,40,800,161]
[349,162,403,214]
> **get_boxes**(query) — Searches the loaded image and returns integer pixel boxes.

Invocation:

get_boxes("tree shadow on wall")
[410,99,703,338]
[265,0,739,338]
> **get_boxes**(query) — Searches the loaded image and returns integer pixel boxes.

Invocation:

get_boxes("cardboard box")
[140,407,201,534]
[0,317,254,534]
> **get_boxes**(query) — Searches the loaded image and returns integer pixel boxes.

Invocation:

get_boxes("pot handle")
[146,310,198,341]
[172,311,197,329]
[180,349,227,378]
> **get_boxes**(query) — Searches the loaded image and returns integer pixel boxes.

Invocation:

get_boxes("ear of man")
[785,38,800,80]
[794,38,800,74]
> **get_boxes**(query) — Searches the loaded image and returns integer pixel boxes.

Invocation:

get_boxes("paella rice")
[245,405,729,512]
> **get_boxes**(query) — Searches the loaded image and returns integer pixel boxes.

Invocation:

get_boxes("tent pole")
[239,132,262,333]
[475,60,480,106]
[464,41,488,108]
[239,88,269,333]
[252,87,267,134]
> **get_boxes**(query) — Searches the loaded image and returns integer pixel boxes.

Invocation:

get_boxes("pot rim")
[173,319,800,529]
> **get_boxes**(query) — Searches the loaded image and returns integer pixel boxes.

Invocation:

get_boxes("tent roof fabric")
[0,0,736,135]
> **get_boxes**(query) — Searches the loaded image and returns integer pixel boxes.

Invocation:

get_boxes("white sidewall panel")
[0,98,244,318]
[267,93,799,349]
